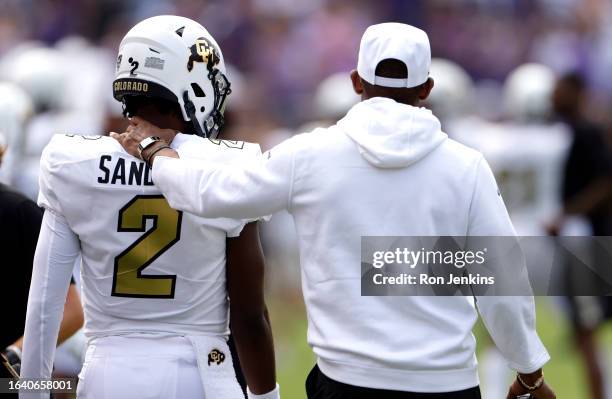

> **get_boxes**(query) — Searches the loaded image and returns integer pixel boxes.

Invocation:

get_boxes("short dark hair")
[123,95,196,134]
[123,95,182,119]
[361,58,425,104]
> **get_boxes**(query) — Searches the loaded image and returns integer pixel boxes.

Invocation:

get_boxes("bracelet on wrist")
[143,144,172,167]
[516,372,544,392]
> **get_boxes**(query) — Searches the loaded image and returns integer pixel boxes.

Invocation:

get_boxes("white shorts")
[76,335,239,399]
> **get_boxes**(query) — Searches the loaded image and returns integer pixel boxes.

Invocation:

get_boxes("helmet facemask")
[182,61,232,139]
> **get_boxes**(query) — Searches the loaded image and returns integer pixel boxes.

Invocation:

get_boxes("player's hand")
[506,375,556,399]
[110,116,177,159]
[1,346,21,378]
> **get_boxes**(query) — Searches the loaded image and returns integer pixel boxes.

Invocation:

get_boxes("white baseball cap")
[357,23,431,89]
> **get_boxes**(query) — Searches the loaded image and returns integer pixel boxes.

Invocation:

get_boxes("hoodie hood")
[337,97,447,168]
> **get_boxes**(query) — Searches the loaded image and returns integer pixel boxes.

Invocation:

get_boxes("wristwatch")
[138,136,163,159]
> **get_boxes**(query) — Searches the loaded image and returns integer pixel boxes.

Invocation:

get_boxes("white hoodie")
[153,97,550,392]
[341,97,447,168]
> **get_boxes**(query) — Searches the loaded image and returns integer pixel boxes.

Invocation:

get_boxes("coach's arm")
[468,157,555,399]
[112,117,294,220]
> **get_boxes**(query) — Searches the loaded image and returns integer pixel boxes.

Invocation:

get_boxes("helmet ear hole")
[183,90,205,137]
[190,83,206,97]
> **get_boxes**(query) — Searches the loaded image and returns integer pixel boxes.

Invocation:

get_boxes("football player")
[20,16,278,399]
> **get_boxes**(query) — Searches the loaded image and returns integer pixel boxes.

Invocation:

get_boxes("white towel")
[186,335,245,399]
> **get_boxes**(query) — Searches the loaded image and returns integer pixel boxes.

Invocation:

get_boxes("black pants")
[306,365,481,399]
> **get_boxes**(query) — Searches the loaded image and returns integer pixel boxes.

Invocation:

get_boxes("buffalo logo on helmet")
[187,37,221,72]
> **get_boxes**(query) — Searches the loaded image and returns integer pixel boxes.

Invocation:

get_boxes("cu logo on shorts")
[207,348,225,366]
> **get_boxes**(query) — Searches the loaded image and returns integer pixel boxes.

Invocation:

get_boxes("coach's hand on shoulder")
[506,369,556,399]
[111,116,178,160]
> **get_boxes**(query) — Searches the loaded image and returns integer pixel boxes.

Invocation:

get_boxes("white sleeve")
[468,157,550,373]
[20,211,79,399]
[153,138,296,219]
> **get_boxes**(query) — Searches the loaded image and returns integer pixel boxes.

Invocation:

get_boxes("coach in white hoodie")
[115,23,555,399]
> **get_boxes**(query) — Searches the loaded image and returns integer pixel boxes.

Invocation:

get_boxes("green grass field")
[269,297,612,399]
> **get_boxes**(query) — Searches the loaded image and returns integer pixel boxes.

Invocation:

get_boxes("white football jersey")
[38,133,262,339]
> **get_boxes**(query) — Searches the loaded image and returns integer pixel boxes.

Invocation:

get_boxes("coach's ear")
[418,77,434,101]
[350,70,364,96]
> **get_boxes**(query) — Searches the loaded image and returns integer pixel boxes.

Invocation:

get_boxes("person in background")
[548,72,612,236]
[0,131,84,388]
[547,72,612,399]
[0,82,34,186]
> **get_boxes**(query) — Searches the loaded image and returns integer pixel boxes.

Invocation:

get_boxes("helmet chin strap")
[183,69,232,139]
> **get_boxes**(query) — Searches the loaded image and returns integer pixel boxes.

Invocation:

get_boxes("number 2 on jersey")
[111,195,182,298]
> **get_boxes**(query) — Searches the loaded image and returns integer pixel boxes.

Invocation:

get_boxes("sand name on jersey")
[97,155,154,186]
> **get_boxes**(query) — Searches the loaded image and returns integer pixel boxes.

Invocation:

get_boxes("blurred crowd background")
[2,0,612,126]
[2,0,612,398]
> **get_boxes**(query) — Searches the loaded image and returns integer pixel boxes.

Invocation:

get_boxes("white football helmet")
[427,58,474,121]
[0,82,34,147]
[113,15,231,138]
[313,72,359,121]
[0,44,68,112]
[503,63,556,123]
[0,82,34,182]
